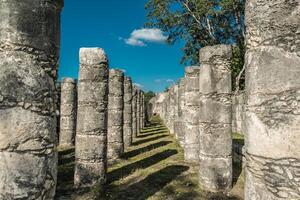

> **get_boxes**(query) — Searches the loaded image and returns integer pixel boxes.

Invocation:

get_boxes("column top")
[80,48,108,65]
[199,45,232,63]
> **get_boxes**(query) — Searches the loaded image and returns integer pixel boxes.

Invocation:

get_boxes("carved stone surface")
[174,78,186,147]
[244,1,300,199]
[59,78,77,147]
[183,66,200,163]
[107,69,124,160]
[167,86,176,134]
[123,77,133,148]
[136,89,141,133]
[75,48,109,188]
[232,92,245,134]
[131,87,138,138]
[0,0,63,199]
[198,45,233,192]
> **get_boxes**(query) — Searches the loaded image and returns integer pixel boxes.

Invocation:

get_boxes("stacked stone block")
[183,66,200,163]
[59,78,77,147]
[0,0,63,198]
[107,69,124,160]
[123,77,133,148]
[75,48,109,188]
[174,78,186,147]
[132,87,138,138]
[244,1,300,199]
[136,89,141,133]
[198,45,233,192]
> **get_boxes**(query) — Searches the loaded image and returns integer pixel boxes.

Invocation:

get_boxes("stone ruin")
[0,0,299,199]
[59,78,77,147]
[107,69,124,160]
[0,0,63,198]
[123,77,133,148]
[74,48,109,188]
[244,0,300,199]
[198,45,233,192]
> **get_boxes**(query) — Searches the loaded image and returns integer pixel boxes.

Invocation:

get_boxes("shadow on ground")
[108,149,178,184]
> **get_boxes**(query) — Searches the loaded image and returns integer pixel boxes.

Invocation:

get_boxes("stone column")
[168,86,176,134]
[183,66,200,163]
[244,1,300,199]
[136,89,141,133]
[75,48,109,188]
[0,1,63,198]
[132,87,138,138]
[59,78,77,147]
[198,45,233,192]
[139,91,144,130]
[56,82,62,145]
[174,79,186,147]
[123,77,133,148]
[107,69,124,160]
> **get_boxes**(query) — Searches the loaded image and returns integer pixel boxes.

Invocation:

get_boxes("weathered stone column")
[183,66,200,163]
[75,48,109,188]
[136,89,141,133]
[174,79,186,147]
[0,1,63,198]
[56,82,62,145]
[59,78,77,147]
[198,45,233,192]
[139,91,144,129]
[244,1,300,199]
[168,86,176,134]
[132,87,138,138]
[107,69,124,160]
[123,77,133,148]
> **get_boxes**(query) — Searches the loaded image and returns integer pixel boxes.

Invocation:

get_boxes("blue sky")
[59,0,185,92]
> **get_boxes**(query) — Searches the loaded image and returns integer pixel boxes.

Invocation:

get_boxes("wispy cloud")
[154,78,175,84]
[133,83,144,89]
[124,28,168,47]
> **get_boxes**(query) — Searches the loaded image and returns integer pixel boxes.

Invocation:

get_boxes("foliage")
[145,0,246,91]
[144,91,156,105]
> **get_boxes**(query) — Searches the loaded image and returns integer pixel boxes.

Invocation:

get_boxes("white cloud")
[133,83,144,89]
[125,28,168,47]
[154,79,162,83]
[166,79,174,83]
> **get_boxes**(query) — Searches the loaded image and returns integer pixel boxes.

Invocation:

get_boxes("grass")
[55,116,244,200]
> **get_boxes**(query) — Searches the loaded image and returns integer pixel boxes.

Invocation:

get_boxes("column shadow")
[109,165,189,200]
[132,135,168,146]
[108,149,178,184]
[122,141,172,159]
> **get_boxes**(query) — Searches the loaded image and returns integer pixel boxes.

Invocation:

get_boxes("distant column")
[132,87,138,138]
[183,66,200,163]
[136,89,141,133]
[75,48,109,188]
[123,77,133,148]
[0,0,63,198]
[198,45,233,192]
[59,78,77,147]
[176,78,186,147]
[107,69,124,160]
[244,1,300,199]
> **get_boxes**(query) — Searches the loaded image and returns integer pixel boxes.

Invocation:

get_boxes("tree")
[145,0,245,92]
[144,91,156,105]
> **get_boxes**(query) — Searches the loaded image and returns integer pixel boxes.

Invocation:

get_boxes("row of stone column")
[58,49,146,188]
[152,45,233,192]
[151,1,300,198]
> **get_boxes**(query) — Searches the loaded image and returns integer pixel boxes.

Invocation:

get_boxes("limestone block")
[75,48,109,188]
[0,0,63,198]
[244,1,300,199]
[107,69,124,160]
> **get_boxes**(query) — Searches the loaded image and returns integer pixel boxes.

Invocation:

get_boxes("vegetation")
[145,0,246,91]
[56,116,244,200]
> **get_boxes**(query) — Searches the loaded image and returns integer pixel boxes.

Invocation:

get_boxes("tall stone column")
[107,69,124,160]
[176,78,186,147]
[56,82,62,145]
[59,78,77,147]
[136,89,141,133]
[183,66,200,163]
[123,77,133,148]
[75,48,109,188]
[198,45,233,192]
[0,1,63,198]
[168,86,176,134]
[132,87,138,138]
[244,1,300,199]
[141,93,146,128]
[139,91,144,130]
